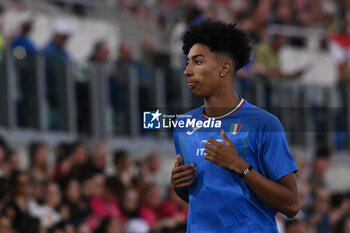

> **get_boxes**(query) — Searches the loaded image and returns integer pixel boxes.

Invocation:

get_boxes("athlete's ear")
[221,61,232,77]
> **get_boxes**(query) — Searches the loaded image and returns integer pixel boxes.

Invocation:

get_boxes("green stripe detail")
[230,123,235,134]
[203,98,243,118]
[240,132,250,160]
[179,135,187,165]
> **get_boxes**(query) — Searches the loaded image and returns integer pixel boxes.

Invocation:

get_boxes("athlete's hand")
[204,129,248,173]
[171,155,197,189]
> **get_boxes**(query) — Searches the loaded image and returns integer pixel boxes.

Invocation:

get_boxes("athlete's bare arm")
[204,130,299,218]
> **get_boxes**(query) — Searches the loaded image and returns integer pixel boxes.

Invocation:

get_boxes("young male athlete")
[171,20,299,232]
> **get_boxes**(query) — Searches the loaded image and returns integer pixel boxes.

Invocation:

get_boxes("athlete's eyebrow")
[187,54,205,60]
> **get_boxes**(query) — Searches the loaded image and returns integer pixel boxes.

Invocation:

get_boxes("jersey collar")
[202,98,245,120]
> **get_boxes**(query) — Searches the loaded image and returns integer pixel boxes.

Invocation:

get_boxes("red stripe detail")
[236,124,241,133]
[202,99,245,120]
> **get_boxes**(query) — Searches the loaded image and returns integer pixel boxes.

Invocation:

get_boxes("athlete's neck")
[203,90,240,117]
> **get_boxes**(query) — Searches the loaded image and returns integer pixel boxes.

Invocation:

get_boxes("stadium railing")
[0,48,349,151]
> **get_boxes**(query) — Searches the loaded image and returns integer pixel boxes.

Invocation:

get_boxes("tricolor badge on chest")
[230,123,241,135]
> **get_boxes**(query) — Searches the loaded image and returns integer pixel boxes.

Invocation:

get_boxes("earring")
[220,73,224,77]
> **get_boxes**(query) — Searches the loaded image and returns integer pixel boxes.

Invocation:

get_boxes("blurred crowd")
[0,136,188,233]
[0,138,350,233]
[280,147,350,233]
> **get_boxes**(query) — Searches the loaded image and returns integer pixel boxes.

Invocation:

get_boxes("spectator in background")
[67,141,91,182]
[11,20,37,128]
[334,213,350,233]
[305,187,331,233]
[9,0,22,11]
[141,34,180,108]
[112,41,153,134]
[54,143,75,183]
[43,20,73,130]
[0,214,15,233]
[137,36,154,106]
[270,1,305,47]
[284,219,311,233]
[296,179,312,220]
[76,40,111,136]
[309,148,332,189]
[0,137,9,178]
[54,141,90,184]
[61,179,90,225]
[0,177,9,213]
[88,142,107,175]
[234,12,259,102]
[159,186,188,233]
[28,141,51,182]
[43,20,72,63]
[345,191,350,214]
[0,157,11,178]
[139,152,161,186]
[254,34,304,108]
[160,186,188,221]
[254,34,304,79]
[4,171,41,233]
[330,193,349,227]
[86,174,105,198]
[11,20,36,54]
[89,40,110,65]
[30,182,62,228]
[170,3,205,73]
[89,177,123,227]
[139,184,161,227]
[113,150,137,187]
[119,186,140,221]
[169,18,186,71]
[49,221,76,233]
[329,18,350,84]
[184,3,205,27]
[76,223,93,233]
[6,149,24,172]
[328,17,350,148]
[28,178,45,209]
[139,184,181,232]
[94,218,124,233]
[0,137,7,157]
[111,42,134,134]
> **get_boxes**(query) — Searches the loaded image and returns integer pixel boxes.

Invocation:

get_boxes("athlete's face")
[184,43,225,97]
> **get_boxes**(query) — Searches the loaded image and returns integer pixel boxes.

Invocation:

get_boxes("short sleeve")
[260,116,297,181]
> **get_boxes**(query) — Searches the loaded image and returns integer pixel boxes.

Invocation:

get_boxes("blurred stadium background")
[0,0,350,232]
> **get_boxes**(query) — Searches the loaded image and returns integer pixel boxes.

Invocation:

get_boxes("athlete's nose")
[184,63,193,77]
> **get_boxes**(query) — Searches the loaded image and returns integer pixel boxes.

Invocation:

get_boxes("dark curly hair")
[182,19,251,72]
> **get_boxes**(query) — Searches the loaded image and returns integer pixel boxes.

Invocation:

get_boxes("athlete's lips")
[188,82,199,89]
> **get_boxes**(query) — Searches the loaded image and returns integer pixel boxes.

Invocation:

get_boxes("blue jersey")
[173,98,297,233]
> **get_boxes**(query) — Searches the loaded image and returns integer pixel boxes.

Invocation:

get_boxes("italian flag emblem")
[230,123,241,135]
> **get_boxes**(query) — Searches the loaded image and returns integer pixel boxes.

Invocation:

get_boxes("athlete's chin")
[192,92,205,97]
[191,89,209,97]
